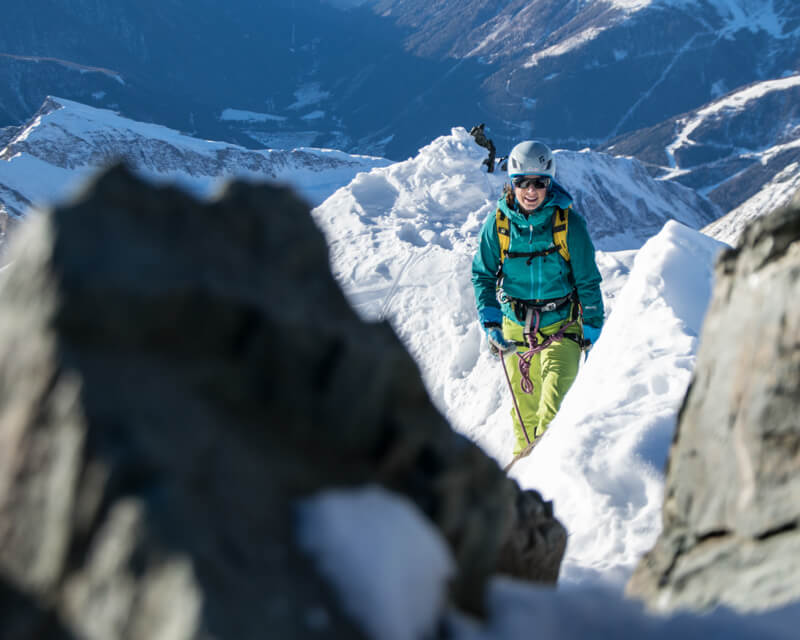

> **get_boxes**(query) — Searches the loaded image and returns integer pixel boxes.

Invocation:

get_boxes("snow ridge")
[0,97,391,217]
[302,123,800,638]
[312,127,727,584]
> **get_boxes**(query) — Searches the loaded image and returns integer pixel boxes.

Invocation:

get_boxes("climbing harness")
[517,305,582,395]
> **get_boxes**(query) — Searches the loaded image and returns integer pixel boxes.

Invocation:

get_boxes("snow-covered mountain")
[702,166,800,245]
[301,120,800,638]
[362,0,800,147]
[602,73,800,242]
[0,97,720,256]
[3,1,797,160]
[0,0,482,159]
[309,131,729,588]
[310,129,722,483]
[0,97,391,236]
[2,91,799,637]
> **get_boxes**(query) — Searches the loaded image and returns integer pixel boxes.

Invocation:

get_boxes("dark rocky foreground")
[627,194,800,613]
[0,165,566,639]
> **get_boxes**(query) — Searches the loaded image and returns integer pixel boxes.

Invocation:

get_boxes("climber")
[469,123,497,173]
[471,140,604,459]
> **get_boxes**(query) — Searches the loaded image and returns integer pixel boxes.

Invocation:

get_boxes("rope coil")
[517,308,578,394]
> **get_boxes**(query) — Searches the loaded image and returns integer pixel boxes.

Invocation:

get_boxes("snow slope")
[513,220,724,584]
[312,126,725,585]
[301,126,800,638]
[703,158,800,245]
[0,97,391,221]
[604,71,800,245]
[3,105,797,635]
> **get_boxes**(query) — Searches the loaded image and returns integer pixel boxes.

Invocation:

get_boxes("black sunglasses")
[513,176,551,190]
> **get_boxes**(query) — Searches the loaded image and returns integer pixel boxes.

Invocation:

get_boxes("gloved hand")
[479,307,513,354]
[486,326,513,355]
[582,324,601,347]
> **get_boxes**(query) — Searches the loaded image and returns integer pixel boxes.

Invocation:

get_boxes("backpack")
[495,206,571,268]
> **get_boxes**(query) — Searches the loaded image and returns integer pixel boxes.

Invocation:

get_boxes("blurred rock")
[0,165,565,639]
[627,198,800,613]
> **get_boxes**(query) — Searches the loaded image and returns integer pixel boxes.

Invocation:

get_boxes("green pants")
[502,315,581,455]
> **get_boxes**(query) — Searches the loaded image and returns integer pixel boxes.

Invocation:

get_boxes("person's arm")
[472,213,514,351]
[471,211,502,317]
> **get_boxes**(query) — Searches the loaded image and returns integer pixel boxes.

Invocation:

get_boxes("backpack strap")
[495,208,511,265]
[553,206,570,262]
[496,206,571,265]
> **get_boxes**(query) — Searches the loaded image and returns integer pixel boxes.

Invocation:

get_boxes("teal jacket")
[472,183,605,329]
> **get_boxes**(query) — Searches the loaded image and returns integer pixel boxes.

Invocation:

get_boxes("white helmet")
[507,140,556,179]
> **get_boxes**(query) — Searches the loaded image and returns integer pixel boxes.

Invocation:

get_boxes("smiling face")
[512,175,550,212]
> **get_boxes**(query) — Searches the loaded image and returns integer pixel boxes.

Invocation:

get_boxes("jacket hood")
[499,180,574,227]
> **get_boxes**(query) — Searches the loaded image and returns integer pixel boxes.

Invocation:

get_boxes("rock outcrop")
[627,197,800,613]
[0,165,566,639]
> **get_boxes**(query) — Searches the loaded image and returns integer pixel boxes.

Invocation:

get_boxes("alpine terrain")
[0,1,799,638]
[1,0,797,159]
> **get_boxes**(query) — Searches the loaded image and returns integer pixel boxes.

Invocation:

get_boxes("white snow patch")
[512,221,725,585]
[655,0,794,38]
[296,486,454,640]
[219,108,287,123]
[289,83,330,110]
[301,110,326,121]
[710,79,728,98]
[525,27,608,68]
[466,16,515,58]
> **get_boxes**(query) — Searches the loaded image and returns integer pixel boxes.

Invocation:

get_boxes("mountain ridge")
[0,96,392,253]
[2,0,797,160]
[600,72,800,241]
